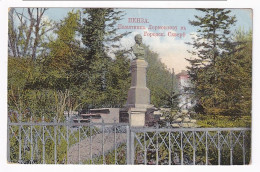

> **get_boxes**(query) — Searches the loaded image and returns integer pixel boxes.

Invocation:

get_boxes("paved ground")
[67,132,127,164]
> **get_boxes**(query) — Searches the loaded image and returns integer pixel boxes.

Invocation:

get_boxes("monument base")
[119,106,157,127]
[129,108,146,127]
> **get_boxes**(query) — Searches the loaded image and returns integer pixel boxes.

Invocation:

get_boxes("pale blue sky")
[45,8,252,33]
[14,8,253,73]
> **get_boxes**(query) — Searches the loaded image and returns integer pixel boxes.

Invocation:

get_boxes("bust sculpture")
[132,34,146,60]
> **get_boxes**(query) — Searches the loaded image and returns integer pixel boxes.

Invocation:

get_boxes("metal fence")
[7,115,251,165]
[130,127,251,165]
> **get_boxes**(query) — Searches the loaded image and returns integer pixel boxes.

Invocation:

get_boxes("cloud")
[119,29,195,74]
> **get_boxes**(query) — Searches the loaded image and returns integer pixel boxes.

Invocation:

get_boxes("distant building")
[176,70,195,111]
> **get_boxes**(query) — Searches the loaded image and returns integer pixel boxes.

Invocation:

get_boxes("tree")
[8,8,54,60]
[44,10,81,90]
[187,9,252,117]
[8,10,82,120]
[146,48,179,108]
[105,51,131,107]
[78,8,129,108]
[186,9,237,115]
[209,30,252,116]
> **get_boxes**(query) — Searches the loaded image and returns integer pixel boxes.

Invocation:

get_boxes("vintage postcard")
[6,7,252,165]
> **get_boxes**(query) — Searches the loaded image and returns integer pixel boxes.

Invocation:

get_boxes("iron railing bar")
[230,131,233,165]
[156,131,159,165]
[144,132,147,165]
[102,120,105,164]
[181,131,183,165]
[7,118,10,163]
[232,131,243,148]
[44,126,54,142]
[79,127,89,139]
[30,117,33,164]
[69,127,78,143]
[168,131,171,165]
[126,125,130,165]
[18,115,22,164]
[114,120,117,165]
[57,127,66,141]
[242,130,246,165]
[10,126,20,142]
[131,128,251,132]
[130,131,135,164]
[21,126,31,143]
[42,117,45,164]
[90,120,93,164]
[206,131,208,165]
[171,132,181,149]
[193,131,196,165]
[54,118,57,164]
[66,116,69,164]
[219,132,231,149]
[207,132,218,149]
[135,134,144,149]
[146,132,156,149]
[195,131,206,147]
[78,125,81,164]
[32,127,44,143]
[218,131,221,165]
[158,132,169,149]
[183,132,193,149]
[9,122,129,126]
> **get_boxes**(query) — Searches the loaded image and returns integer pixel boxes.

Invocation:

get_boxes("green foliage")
[73,8,130,108]
[105,51,131,107]
[194,114,251,128]
[146,49,179,109]
[186,9,251,117]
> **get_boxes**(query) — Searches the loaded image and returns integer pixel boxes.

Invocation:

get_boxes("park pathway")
[67,132,127,164]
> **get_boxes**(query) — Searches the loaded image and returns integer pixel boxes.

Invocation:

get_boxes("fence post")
[156,124,159,165]
[66,116,69,164]
[7,115,10,163]
[180,131,183,165]
[144,131,147,165]
[230,131,233,165]
[30,116,33,164]
[42,116,45,164]
[242,130,245,165]
[102,119,105,164]
[205,131,208,165]
[114,119,118,164]
[130,129,135,164]
[18,114,22,164]
[218,130,221,165]
[193,131,196,165]
[78,116,81,164]
[90,117,93,164]
[126,125,130,164]
[54,117,57,164]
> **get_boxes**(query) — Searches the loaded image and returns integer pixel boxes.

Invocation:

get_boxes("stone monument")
[119,34,155,127]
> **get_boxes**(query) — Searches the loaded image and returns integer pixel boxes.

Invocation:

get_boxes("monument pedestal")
[119,59,155,127]
[129,108,146,127]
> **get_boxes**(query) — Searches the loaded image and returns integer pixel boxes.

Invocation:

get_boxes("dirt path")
[67,132,127,164]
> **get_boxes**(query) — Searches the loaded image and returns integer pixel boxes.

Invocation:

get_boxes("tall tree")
[210,30,252,116]
[105,51,131,107]
[186,9,237,115]
[146,48,179,108]
[8,8,54,60]
[79,8,129,108]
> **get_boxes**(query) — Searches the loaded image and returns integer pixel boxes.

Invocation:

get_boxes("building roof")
[176,70,189,78]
